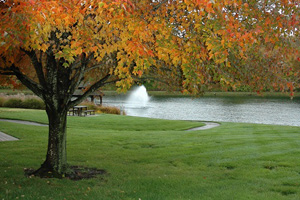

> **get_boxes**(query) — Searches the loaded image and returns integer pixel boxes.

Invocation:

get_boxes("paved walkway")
[0,119,48,142]
[0,119,48,126]
[0,131,19,141]
[186,122,220,131]
[0,119,220,142]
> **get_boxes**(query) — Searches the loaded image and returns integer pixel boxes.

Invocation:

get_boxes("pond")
[102,95,300,127]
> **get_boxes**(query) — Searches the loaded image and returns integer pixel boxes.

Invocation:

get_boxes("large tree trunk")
[33,106,69,178]
[9,49,115,179]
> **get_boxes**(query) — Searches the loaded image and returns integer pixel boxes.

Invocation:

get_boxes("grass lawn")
[0,108,300,200]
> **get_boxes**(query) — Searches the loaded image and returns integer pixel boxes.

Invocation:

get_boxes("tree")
[0,0,299,177]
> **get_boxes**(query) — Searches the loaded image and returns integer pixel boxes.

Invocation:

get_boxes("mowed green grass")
[0,108,300,200]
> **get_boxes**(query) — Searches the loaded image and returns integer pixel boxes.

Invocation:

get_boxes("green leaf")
[62,62,69,68]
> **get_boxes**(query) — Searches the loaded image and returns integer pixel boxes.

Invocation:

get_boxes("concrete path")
[0,119,48,127]
[0,119,220,142]
[0,119,48,142]
[186,122,220,131]
[0,131,19,141]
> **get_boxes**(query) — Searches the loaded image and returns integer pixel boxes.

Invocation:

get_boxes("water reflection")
[102,95,300,126]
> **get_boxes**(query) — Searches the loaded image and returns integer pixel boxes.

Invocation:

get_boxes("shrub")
[3,98,23,108]
[86,103,98,111]
[98,106,123,115]
[79,101,98,110]
[22,98,45,109]
[80,101,124,115]
[0,95,45,110]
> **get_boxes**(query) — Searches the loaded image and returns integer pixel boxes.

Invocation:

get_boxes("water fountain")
[126,85,150,108]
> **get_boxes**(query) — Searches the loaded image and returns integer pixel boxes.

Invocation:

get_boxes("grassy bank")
[1,88,298,98]
[96,90,299,98]
[1,108,300,199]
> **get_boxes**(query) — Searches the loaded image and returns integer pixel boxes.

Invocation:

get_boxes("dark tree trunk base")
[24,165,107,181]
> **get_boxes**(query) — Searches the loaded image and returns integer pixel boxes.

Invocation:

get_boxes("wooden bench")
[84,110,95,116]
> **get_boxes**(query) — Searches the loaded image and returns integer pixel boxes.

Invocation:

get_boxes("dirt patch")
[24,166,107,181]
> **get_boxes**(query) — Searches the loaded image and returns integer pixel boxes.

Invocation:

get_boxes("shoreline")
[1,89,298,98]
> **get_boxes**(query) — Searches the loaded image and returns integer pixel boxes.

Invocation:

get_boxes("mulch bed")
[24,166,107,181]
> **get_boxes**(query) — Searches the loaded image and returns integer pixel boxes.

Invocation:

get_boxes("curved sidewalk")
[186,122,220,131]
[0,119,48,127]
[0,131,19,141]
[0,119,48,142]
[0,119,220,142]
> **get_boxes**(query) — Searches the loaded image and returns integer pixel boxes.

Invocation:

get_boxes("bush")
[98,106,123,115]
[86,103,98,111]
[3,98,23,108]
[80,101,124,115]
[0,95,45,110]
[22,98,45,109]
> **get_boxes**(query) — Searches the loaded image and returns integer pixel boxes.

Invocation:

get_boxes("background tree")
[0,0,299,177]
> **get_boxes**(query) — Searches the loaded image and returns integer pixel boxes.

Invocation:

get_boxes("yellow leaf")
[74,48,82,55]
[41,43,48,52]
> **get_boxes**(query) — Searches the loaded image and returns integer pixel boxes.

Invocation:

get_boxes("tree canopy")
[0,0,299,176]
[1,0,299,94]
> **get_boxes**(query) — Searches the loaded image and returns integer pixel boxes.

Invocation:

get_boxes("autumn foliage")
[0,0,299,176]
[0,0,299,93]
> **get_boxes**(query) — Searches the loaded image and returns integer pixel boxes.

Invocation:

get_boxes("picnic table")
[68,106,95,116]
[74,106,87,116]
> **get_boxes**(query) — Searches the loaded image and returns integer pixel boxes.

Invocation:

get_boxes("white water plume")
[126,85,150,108]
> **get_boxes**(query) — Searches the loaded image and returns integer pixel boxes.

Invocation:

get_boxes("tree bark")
[3,49,117,178]
[33,106,69,178]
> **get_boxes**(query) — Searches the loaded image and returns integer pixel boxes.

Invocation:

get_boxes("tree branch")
[21,48,47,89]
[9,65,44,100]
[0,71,15,75]
[66,54,89,102]
[68,74,115,108]
[153,0,169,11]
[84,63,106,73]
[0,66,16,75]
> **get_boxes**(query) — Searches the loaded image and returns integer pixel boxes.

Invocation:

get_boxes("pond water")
[102,95,300,127]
